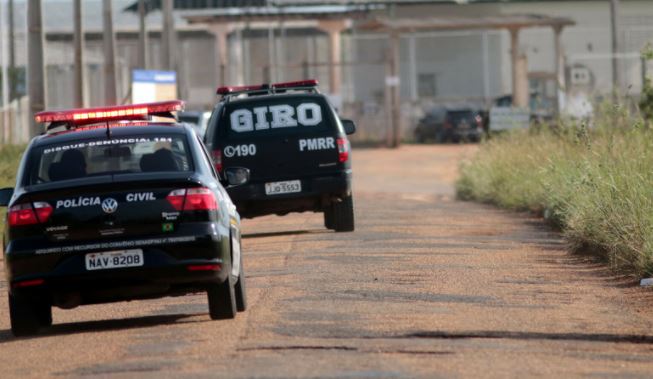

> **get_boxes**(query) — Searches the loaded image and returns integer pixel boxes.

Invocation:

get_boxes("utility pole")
[137,0,148,69]
[161,0,175,71]
[610,0,620,98]
[73,0,85,108]
[8,0,15,101]
[103,0,117,105]
[27,0,46,138]
[386,32,401,148]
[1,0,9,143]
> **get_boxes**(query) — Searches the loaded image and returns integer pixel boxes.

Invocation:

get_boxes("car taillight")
[212,149,223,173]
[166,188,218,212]
[8,202,53,227]
[337,137,350,163]
[184,188,218,211]
[166,189,186,211]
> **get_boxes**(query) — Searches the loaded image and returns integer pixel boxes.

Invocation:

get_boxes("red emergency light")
[216,84,267,95]
[216,79,319,95]
[272,79,319,89]
[34,100,185,125]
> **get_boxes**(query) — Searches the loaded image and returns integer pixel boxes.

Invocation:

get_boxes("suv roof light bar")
[35,100,185,132]
[216,79,319,96]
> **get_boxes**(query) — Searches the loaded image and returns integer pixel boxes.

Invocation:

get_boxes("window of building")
[417,73,437,98]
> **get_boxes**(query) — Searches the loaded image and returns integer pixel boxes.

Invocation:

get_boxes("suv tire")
[207,277,237,320]
[331,195,355,232]
[9,293,42,337]
[323,207,334,230]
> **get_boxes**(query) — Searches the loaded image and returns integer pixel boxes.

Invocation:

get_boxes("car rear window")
[448,111,475,122]
[220,96,333,139]
[28,134,192,185]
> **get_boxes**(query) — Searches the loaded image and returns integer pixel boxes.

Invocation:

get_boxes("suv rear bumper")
[228,171,352,218]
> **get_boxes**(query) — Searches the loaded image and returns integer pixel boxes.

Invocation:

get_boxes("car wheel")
[332,195,355,232]
[235,254,247,312]
[323,207,334,230]
[37,302,53,327]
[207,276,237,320]
[9,292,42,337]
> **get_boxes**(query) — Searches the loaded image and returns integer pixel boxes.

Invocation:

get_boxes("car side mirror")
[225,167,250,186]
[0,188,14,207]
[341,119,356,135]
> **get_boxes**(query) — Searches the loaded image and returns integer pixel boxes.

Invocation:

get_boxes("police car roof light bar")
[216,84,265,95]
[35,100,185,128]
[216,79,319,96]
[272,79,319,89]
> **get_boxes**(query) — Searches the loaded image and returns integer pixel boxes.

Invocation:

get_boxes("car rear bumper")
[5,223,232,305]
[10,258,229,307]
[228,171,352,218]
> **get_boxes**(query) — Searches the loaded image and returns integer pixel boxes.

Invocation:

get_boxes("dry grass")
[456,107,653,277]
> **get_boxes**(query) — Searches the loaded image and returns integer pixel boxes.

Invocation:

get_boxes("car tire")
[323,207,334,230]
[235,257,247,312]
[9,292,42,337]
[332,195,355,232]
[207,277,237,320]
[37,302,53,327]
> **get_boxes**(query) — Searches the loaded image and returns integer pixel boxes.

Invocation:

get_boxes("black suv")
[204,80,356,232]
[1,101,247,336]
[415,107,484,143]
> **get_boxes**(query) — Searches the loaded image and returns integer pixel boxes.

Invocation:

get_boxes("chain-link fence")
[0,97,30,144]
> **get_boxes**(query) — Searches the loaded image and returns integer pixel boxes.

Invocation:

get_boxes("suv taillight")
[211,149,223,173]
[166,188,218,212]
[337,137,350,163]
[8,202,53,227]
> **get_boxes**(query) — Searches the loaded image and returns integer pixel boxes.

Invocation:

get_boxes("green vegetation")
[456,105,653,277]
[0,145,26,234]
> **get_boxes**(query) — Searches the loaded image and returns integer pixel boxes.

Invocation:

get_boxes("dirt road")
[2,145,653,378]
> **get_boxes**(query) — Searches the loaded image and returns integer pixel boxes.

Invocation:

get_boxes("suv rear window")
[28,134,192,185]
[220,96,333,139]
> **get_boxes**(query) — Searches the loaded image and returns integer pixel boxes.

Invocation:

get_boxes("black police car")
[204,80,356,232]
[0,101,248,336]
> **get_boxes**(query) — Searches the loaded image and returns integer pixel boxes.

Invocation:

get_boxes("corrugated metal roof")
[358,14,575,32]
[183,4,374,23]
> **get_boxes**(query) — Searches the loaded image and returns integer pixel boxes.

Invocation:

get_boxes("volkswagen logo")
[101,198,118,214]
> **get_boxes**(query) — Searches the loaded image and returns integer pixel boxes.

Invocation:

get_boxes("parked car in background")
[414,107,484,143]
[178,111,212,139]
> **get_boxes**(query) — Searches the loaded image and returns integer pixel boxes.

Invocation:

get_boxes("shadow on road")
[242,229,329,239]
[387,330,653,345]
[0,312,206,343]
